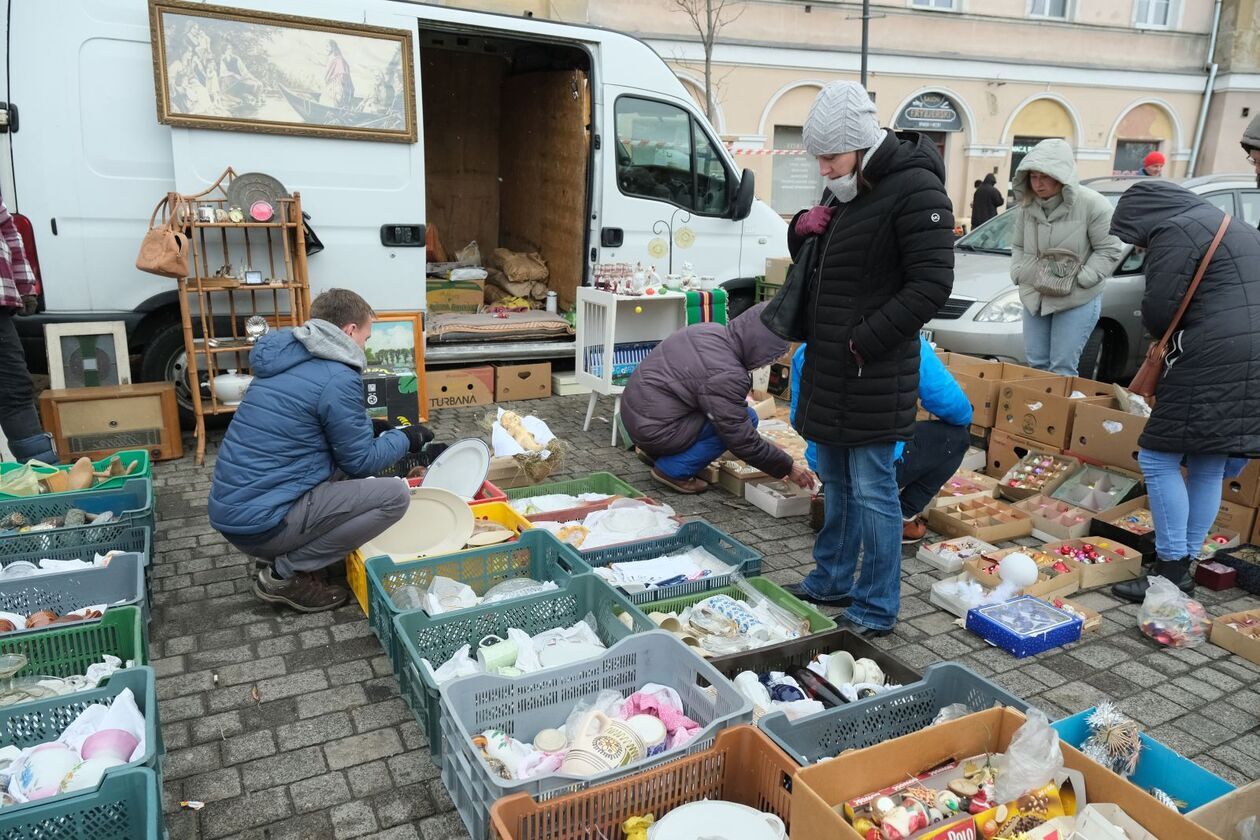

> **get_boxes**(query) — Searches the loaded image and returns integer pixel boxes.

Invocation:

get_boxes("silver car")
[924,174,1259,380]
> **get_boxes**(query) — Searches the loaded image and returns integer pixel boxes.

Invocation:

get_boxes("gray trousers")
[231,477,410,578]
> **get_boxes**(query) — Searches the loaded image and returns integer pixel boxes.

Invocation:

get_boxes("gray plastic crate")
[0,524,153,607]
[395,574,655,757]
[0,552,148,626]
[757,661,1030,766]
[580,521,761,605]
[438,630,753,840]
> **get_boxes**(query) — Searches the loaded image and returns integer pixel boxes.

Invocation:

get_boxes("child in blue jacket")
[791,337,972,542]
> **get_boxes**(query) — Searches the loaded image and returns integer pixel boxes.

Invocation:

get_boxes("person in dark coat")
[779,81,955,636]
[1108,181,1260,601]
[209,289,431,612]
[970,173,1005,230]
[621,301,813,495]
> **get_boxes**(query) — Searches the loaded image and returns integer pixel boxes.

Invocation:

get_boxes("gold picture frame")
[148,0,417,143]
[363,312,428,423]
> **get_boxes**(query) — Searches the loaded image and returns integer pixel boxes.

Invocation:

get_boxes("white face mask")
[826,172,859,203]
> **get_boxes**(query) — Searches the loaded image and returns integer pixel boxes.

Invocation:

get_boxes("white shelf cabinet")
[575,287,688,445]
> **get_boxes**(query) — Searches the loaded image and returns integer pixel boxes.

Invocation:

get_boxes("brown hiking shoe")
[901,517,928,544]
[650,467,708,494]
[254,568,349,613]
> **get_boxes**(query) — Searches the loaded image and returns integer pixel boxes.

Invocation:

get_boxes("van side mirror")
[731,169,755,221]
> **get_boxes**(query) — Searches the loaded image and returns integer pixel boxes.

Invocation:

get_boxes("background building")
[443,0,1258,224]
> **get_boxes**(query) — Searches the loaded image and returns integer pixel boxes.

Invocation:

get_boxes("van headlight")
[975,288,1024,323]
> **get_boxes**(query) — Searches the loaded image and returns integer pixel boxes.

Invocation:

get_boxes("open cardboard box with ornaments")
[926,497,1033,543]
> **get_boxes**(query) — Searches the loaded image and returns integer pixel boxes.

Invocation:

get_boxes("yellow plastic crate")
[347,502,533,616]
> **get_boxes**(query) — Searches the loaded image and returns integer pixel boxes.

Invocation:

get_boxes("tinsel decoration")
[1149,787,1185,811]
[1082,702,1142,777]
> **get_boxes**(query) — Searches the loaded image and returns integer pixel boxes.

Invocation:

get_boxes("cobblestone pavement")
[154,393,1260,839]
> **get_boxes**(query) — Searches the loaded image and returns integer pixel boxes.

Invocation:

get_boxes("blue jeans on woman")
[800,441,901,631]
[1138,449,1229,562]
[1022,295,1101,377]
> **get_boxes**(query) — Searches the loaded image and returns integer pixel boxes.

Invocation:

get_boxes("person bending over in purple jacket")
[620,302,814,495]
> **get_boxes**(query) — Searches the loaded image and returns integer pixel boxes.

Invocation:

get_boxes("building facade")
[443,0,1258,224]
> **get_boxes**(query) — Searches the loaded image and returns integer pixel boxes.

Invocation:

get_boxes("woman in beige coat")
[1010,139,1124,376]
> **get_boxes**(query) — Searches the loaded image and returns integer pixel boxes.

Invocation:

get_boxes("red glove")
[794,205,834,237]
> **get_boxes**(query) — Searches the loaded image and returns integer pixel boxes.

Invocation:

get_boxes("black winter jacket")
[970,178,1005,228]
[1110,181,1260,456]
[789,130,955,448]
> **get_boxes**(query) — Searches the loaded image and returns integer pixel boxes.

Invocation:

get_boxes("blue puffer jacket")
[791,337,971,471]
[208,325,408,537]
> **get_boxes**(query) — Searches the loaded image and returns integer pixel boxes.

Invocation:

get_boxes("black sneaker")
[839,618,894,638]
[782,582,853,608]
[254,568,349,613]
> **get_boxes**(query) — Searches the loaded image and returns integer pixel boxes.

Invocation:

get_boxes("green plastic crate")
[0,450,152,498]
[639,576,837,640]
[504,472,644,506]
[0,766,162,839]
[365,530,591,673]
[0,607,148,677]
[394,574,655,757]
[754,275,783,303]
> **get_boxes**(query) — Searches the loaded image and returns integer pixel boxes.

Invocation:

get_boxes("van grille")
[935,298,975,320]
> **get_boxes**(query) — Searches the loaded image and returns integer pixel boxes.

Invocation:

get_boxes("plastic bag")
[1238,815,1257,840]
[995,708,1063,804]
[455,240,481,266]
[932,703,972,726]
[0,463,48,497]
[562,689,626,747]
[1138,576,1209,647]
[449,267,487,282]
[421,576,478,616]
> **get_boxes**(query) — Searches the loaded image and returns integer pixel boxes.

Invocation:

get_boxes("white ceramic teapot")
[649,801,787,840]
[212,370,254,406]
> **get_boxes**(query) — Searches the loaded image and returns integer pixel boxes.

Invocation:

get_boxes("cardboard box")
[965,551,1080,600]
[960,446,986,472]
[715,460,764,498]
[1215,498,1257,539]
[1047,596,1102,633]
[917,536,999,574]
[1091,495,1156,561]
[926,497,1033,542]
[764,256,791,286]
[766,362,791,399]
[745,479,813,517]
[1013,494,1093,541]
[1189,780,1260,840]
[987,430,1062,480]
[997,451,1082,502]
[966,595,1083,657]
[954,371,999,428]
[486,454,556,489]
[930,469,999,509]
[1042,537,1143,589]
[791,707,1218,840]
[425,276,485,312]
[362,372,425,426]
[1000,361,1063,383]
[949,357,1003,379]
[1050,463,1142,512]
[426,365,495,411]
[1068,400,1147,472]
[1209,608,1260,666]
[551,370,590,396]
[494,362,551,402]
[1223,459,1260,508]
[996,380,1110,449]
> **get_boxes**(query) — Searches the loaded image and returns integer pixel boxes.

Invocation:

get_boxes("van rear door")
[162,0,425,311]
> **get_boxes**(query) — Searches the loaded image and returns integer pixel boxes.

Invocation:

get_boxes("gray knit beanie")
[802,81,882,156]
[1243,112,1260,151]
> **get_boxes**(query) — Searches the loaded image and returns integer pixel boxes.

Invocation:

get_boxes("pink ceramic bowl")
[80,729,139,764]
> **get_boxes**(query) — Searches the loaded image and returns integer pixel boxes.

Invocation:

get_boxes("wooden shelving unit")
[172,168,312,464]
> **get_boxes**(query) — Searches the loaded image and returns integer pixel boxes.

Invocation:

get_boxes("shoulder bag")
[761,205,847,342]
[1031,221,1083,298]
[136,194,191,279]
[1128,213,1231,398]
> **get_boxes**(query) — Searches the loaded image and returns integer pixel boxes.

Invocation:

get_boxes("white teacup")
[560,712,644,776]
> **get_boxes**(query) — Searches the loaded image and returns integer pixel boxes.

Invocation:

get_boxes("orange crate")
[489,726,795,840]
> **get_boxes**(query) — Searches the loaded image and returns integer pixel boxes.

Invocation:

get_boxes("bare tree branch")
[669,0,744,122]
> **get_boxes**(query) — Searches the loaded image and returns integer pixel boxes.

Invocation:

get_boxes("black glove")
[371,418,392,437]
[399,424,429,453]
[19,295,38,317]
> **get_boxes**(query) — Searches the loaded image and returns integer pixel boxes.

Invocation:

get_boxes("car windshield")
[957,190,1126,256]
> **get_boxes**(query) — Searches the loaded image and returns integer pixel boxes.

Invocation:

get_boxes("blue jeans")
[1022,295,1101,377]
[897,421,971,518]
[654,407,759,480]
[1138,448,1228,562]
[801,442,902,631]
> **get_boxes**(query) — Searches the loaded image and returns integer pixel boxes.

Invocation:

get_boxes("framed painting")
[362,313,428,423]
[44,322,132,390]
[148,0,417,143]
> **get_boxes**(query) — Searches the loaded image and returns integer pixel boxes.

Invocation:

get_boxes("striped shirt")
[0,191,35,310]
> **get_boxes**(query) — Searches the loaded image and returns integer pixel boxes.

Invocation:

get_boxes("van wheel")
[1076,326,1106,381]
[140,321,196,428]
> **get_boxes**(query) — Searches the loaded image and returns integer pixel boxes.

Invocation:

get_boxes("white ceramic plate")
[422,438,491,499]
[360,486,474,562]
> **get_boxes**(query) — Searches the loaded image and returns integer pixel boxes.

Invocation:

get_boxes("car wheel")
[139,320,197,428]
[1077,325,1105,381]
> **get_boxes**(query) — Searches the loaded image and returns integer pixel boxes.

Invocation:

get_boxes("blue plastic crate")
[965,595,1083,658]
[0,766,162,840]
[579,521,761,605]
[0,478,155,536]
[1053,708,1236,812]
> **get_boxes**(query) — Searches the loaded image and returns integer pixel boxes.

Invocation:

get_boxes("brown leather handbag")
[136,195,191,279]
[1128,213,1231,398]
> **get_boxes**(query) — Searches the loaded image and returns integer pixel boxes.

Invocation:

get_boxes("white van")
[0,0,787,417]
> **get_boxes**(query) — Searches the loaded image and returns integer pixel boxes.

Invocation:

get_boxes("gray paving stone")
[277,712,355,752]
[167,742,222,781]
[201,785,292,839]
[186,767,243,804]
[240,745,328,791]
[347,760,395,798]
[289,771,352,814]
[222,730,277,766]
[325,728,404,770]
[331,799,379,839]
[298,685,369,719]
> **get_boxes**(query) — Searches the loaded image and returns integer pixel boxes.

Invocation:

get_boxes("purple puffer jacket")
[621,302,793,478]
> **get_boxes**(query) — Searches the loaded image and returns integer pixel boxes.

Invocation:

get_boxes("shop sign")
[896,93,963,132]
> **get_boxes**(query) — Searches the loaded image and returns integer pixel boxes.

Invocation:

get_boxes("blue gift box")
[1053,708,1236,811]
[965,595,1083,658]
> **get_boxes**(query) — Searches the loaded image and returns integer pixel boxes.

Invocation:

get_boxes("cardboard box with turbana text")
[426,365,495,411]
[1068,399,1147,473]
[494,362,552,402]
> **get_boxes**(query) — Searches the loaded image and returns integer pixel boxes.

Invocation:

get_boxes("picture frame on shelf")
[243,269,265,285]
[148,0,417,144]
[43,322,132,390]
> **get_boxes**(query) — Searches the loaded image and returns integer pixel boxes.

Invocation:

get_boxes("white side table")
[575,287,688,445]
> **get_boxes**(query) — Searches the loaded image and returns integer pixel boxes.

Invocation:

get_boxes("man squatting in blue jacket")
[791,337,973,543]
[207,289,432,613]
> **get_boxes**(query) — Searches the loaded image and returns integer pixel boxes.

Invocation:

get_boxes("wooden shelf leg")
[610,395,621,447]
[583,391,598,432]
[195,415,206,466]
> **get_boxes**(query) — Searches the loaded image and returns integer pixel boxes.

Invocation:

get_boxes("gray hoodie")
[292,319,366,370]
[1009,139,1124,316]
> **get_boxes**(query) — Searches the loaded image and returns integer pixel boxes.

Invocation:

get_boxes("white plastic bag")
[995,708,1063,804]
[1138,575,1209,647]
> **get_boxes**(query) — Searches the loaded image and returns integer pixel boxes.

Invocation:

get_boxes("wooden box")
[38,382,183,462]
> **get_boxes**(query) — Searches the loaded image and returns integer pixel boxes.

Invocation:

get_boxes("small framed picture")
[44,322,132,390]
[243,270,265,285]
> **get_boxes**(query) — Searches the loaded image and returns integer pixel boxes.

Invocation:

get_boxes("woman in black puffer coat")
[1109,180,1260,602]
[782,81,954,636]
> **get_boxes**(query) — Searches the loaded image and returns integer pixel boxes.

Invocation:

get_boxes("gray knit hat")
[1243,112,1260,151]
[802,81,881,156]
